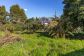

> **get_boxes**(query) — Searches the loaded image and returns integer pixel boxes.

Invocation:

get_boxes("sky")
[0,0,63,18]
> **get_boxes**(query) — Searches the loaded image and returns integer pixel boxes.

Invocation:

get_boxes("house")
[40,17,50,26]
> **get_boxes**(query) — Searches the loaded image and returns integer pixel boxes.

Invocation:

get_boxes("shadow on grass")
[36,32,52,38]
[62,48,84,56]
[66,33,84,40]
[21,32,34,34]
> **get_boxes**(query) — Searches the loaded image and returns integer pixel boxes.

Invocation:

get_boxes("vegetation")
[0,0,84,56]
[0,32,84,56]
[48,0,84,38]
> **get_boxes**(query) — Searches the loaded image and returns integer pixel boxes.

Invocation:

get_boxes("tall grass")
[0,33,84,56]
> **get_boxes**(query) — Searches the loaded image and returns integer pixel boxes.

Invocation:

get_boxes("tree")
[48,0,84,38]
[63,0,84,33]
[10,5,27,24]
[79,0,84,31]
[61,0,84,38]
[0,6,6,24]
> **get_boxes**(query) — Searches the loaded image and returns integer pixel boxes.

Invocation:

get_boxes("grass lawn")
[0,32,84,56]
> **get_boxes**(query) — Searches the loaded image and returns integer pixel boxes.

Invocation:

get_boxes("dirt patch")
[0,34,22,46]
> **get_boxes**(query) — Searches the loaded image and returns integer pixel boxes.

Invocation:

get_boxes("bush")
[14,23,24,31]
[0,23,15,32]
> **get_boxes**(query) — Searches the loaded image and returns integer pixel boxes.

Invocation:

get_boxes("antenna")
[54,10,56,19]
[0,6,1,8]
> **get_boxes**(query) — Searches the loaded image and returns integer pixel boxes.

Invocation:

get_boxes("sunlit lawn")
[0,32,84,56]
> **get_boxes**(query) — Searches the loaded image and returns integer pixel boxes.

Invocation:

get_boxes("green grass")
[0,32,84,56]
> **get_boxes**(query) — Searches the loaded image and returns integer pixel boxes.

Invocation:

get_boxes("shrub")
[0,23,15,32]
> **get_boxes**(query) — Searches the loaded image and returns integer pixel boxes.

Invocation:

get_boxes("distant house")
[40,17,50,26]
[40,17,60,27]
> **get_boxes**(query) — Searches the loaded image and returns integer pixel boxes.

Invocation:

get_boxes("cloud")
[24,9,28,11]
